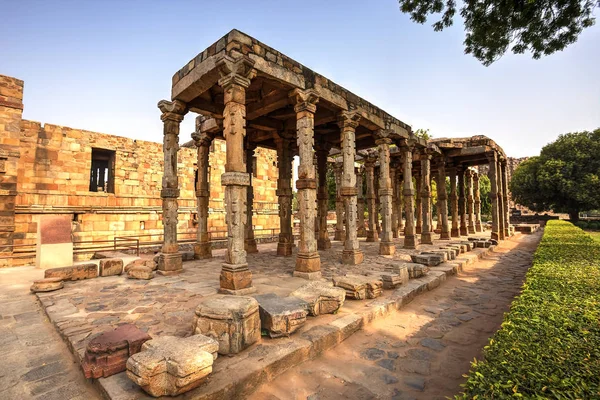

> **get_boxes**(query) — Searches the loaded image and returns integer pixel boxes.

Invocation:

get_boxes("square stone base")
[317,238,331,250]
[451,228,460,237]
[333,230,345,241]
[194,242,212,259]
[357,227,367,237]
[277,242,293,256]
[220,264,253,292]
[295,253,321,273]
[440,231,451,240]
[460,227,468,236]
[158,253,183,273]
[366,231,378,242]
[403,235,417,249]
[341,250,364,265]
[245,239,258,254]
[293,271,322,280]
[420,233,433,245]
[379,242,396,255]
[468,226,476,234]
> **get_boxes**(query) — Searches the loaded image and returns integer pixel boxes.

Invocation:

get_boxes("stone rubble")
[254,293,308,338]
[290,281,346,316]
[29,277,64,292]
[44,263,98,281]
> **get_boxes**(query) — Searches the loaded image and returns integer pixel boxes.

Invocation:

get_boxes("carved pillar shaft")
[193,130,213,259]
[401,143,417,249]
[502,162,510,237]
[357,167,367,237]
[488,153,500,241]
[291,89,320,279]
[497,160,506,240]
[158,100,185,275]
[365,159,378,242]
[391,165,399,238]
[420,152,433,245]
[316,143,331,250]
[438,162,450,240]
[377,133,395,255]
[449,168,459,237]
[396,175,404,233]
[474,172,483,232]
[244,142,258,253]
[275,135,293,256]
[375,169,381,234]
[415,174,422,234]
[458,168,468,236]
[333,162,345,241]
[466,169,476,234]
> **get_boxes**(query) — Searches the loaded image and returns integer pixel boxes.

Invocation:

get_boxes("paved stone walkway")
[0,266,100,400]
[251,230,543,400]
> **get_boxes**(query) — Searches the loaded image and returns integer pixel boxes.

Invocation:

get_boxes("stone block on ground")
[125,258,157,272]
[254,293,308,338]
[421,251,448,262]
[387,262,430,279]
[440,247,458,258]
[458,241,474,251]
[332,275,383,300]
[30,277,63,293]
[289,281,346,316]
[99,258,124,277]
[126,335,218,397]
[489,239,499,245]
[193,295,260,355]
[127,265,154,280]
[82,324,151,379]
[410,254,442,266]
[44,263,98,281]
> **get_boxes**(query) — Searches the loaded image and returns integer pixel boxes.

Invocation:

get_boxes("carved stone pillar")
[458,167,468,236]
[437,160,450,240]
[466,169,476,234]
[488,153,500,241]
[448,167,459,237]
[374,169,382,235]
[192,129,213,259]
[400,141,417,249]
[275,134,293,256]
[364,157,379,242]
[316,141,332,250]
[420,150,433,245]
[473,172,483,232]
[390,163,399,238]
[357,166,367,237]
[338,111,363,264]
[157,100,186,275]
[333,161,345,242]
[415,173,422,234]
[375,131,395,255]
[397,176,404,233]
[244,142,258,253]
[501,161,510,237]
[290,89,320,279]
[497,160,506,240]
[217,57,256,295]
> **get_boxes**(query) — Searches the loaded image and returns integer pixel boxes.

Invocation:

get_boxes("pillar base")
[366,231,379,242]
[392,230,398,239]
[158,253,182,274]
[341,249,364,265]
[491,232,500,241]
[317,238,331,250]
[333,230,345,241]
[451,228,460,237]
[277,242,293,256]
[420,233,433,245]
[295,252,321,274]
[476,222,483,232]
[379,242,396,255]
[416,226,422,234]
[468,225,476,234]
[357,227,367,237]
[218,287,257,296]
[293,271,322,280]
[440,232,451,240]
[460,227,468,236]
[194,242,212,259]
[219,263,253,293]
[403,235,417,249]
[245,239,258,254]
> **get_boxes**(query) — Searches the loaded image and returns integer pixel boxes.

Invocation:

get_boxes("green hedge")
[457,220,600,398]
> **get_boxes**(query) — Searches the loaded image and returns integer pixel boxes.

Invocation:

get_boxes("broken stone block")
[421,251,448,262]
[125,259,157,272]
[193,295,260,355]
[99,258,123,277]
[82,324,151,379]
[254,293,308,338]
[410,254,442,266]
[30,277,63,293]
[387,262,430,279]
[332,275,383,300]
[459,241,474,251]
[127,265,154,280]
[290,281,346,316]
[126,335,218,397]
[440,247,458,258]
[44,263,97,281]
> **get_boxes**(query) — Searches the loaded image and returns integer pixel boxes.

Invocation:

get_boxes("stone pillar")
[488,153,500,241]
[448,167,459,237]
[333,161,345,242]
[244,142,258,253]
[400,141,417,249]
[364,157,379,242]
[437,161,450,240]
[390,163,399,238]
[497,160,506,240]
[374,169,382,235]
[316,141,331,250]
[217,57,256,294]
[466,169,476,234]
[157,100,186,275]
[192,130,213,259]
[357,166,367,237]
[501,161,510,237]
[458,167,468,236]
[290,88,321,279]
[415,173,422,234]
[397,176,404,233]
[275,134,293,256]
[375,131,395,255]
[420,151,433,245]
[338,111,363,264]
[474,172,483,232]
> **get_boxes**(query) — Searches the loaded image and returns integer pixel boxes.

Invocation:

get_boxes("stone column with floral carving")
[290,89,321,279]
[473,171,483,232]
[400,140,417,249]
[458,166,468,236]
[497,160,506,240]
[357,166,367,237]
[488,152,500,241]
[333,161,345,242]
[501,161,510,237]
[244,141,258,253]
[364,156,379,242]
[390,163,399,238]
[448,166,459,237]
[157,99,186,275]
[437,159,451,240]
[420,150,433,245]
[217,56,256,294]
[316,140,331,250]
[375,169,382,235]
[275,133,293,256]
[338,111,363,264]
[397,174,404,234]
[415,172,422,235]
[192,127,214,259]
[376,130,395,255]
[466,169,476,234]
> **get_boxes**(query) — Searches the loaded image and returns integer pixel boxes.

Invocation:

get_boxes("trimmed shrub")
[457,220,600,398]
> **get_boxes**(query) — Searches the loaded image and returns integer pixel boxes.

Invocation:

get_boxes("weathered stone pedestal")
[290,281,346,316]
[254,293,308,338]
[293,253,322,280]
[219,263,256,295]
[30,277,63,293]
[157,253,182,276]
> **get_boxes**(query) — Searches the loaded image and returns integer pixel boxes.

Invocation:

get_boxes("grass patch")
[588,231,600,243]
[456,220,600,399]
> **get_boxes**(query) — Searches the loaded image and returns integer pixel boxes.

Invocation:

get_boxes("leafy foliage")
[510,129,600,222]
[457,220,600,398]
[398,0,599,65]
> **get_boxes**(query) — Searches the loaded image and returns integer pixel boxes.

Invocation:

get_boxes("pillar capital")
[337,110,361,130]
[216,55,256,89]
[191,131,214,148]
[375,129,394,145]
[314,139,332,154]
[486,151,498,163]
[158,100,186,123]
[289,88,319,114]
[195,114,223,135]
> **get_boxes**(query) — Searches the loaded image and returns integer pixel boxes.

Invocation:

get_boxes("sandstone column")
[497,160,506,240]
[390,163,399,238]
[217,57,256,294]
[437,160,450,240]
[397,176,404,234]
[157,99,186,275]
[275,134,293,256]
[466,169,476,234]
[415,172,422,234]
[420,150,433,245]
[375,170,382,235]
[474,172,483,232]
[316,141,332,250]
[448,166,460,237]
[192,130,213,259]
[488,152,500,241]
[501,161,510,237]
[338,111,363,264]
[333,161,345,242]
[458,167,468,236]
[400,140,417,249]
[376,130,395,255]
[290,88,321,279]
[364,156,379,242]
[357,166,367,237]
[244,141,258,253]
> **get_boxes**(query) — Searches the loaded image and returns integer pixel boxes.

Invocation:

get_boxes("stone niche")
[36,215,73,269]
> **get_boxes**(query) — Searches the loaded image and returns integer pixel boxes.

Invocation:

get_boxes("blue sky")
[1,0,598,157]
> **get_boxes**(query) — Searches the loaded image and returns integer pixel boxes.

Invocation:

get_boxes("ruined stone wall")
[1,74,279,267]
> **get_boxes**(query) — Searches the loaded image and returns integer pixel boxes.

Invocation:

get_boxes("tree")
[478,174,492,217]
[510,129,600,222]
[398,0,599,66]
[414,128,432,140]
